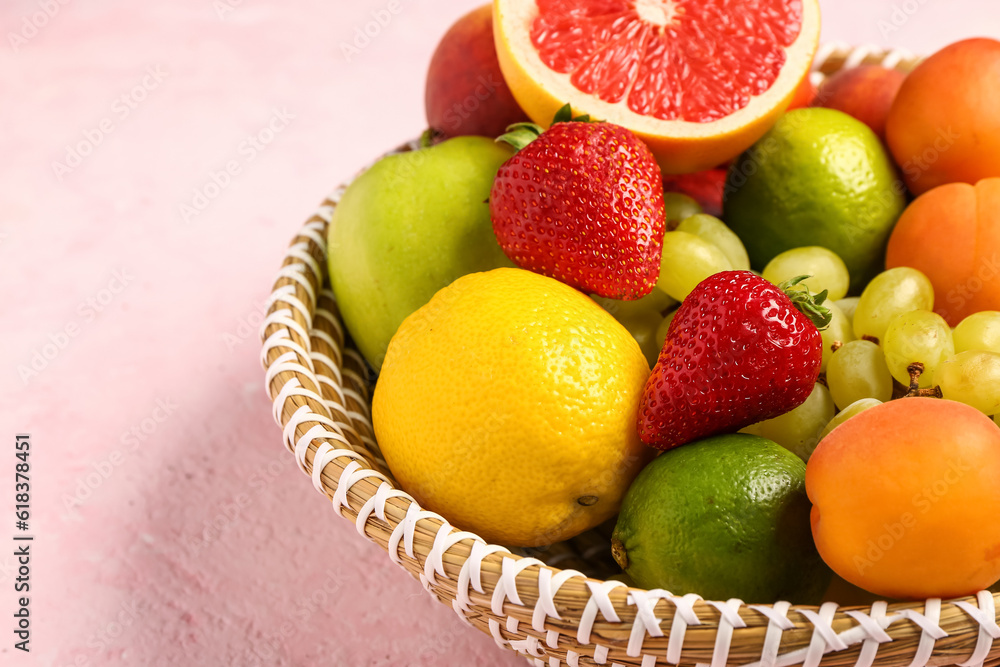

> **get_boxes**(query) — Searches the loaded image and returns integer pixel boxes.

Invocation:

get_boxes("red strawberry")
[489,108,665,300]
[638,271,829,450]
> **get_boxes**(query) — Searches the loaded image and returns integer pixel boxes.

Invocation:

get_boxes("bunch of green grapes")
[745,260,1000,462]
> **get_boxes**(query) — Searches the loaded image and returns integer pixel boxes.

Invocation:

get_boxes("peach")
[812,65,905,141]
[807,398,1000,599]
[425,5,528,139]
[886,178,1000,326]
[886,38,1000,195]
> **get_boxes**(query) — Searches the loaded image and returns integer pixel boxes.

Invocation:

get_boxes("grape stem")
[902,362,944,399]
[611,537,629,570]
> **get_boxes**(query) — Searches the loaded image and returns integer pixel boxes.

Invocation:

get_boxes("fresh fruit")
[812,65,905,140]
[597,300,666,369]
[886,38,1000,195]
[741,382,835,462]
[612,433,830,603]
[663,193,702,229]
[655,231,732,302]
[329,137,514,370]
[594,289,676,324]
[638,272,827,450]
[817,398,882,441]
[655,308,678,350]
[490,113,665,299]
[852,267,934,343]
[762,246,850,302]
[953,311,1000,353]
[885,178,1000,326]
[373,268,651,547]
[725,108,907,293]
[595,291,674,368]
[493,0,821,173]
[882,310,954,388]
[935,351,1000,414]
[425,4,528,138]
[663,168,727,217]
[787,76,817,110]
[675,214,750,271]
[835,296,860,322]
[826,340,893,410]
[807,398,1000,599]
[819,301,855,372]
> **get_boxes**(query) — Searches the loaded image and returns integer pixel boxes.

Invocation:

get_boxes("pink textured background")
[2,1,998,665]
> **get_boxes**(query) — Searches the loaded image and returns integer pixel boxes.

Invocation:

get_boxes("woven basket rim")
[261,44,1000,667]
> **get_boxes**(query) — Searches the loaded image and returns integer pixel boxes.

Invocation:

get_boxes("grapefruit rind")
[494,0,821,174]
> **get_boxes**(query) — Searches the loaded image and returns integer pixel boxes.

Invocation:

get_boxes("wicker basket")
[261,44,1000,667]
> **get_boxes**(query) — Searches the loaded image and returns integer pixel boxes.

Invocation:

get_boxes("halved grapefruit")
[494,0,821,174]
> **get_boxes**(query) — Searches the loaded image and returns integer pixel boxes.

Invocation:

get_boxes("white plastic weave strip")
[956,590,1000,667]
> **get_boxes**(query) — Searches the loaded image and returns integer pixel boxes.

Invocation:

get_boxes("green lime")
[611,434,830,603]
[724,108,906,293]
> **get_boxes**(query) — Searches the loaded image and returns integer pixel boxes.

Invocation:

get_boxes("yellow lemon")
[373,268,652,547]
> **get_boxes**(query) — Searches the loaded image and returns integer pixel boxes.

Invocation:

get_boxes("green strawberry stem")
[496,103,598,152]
[778,275,833,331]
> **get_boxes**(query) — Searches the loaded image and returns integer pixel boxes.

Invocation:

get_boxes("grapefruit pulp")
[494,0,821,174]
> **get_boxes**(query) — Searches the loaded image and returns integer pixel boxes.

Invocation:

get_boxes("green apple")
[328,136,514,371]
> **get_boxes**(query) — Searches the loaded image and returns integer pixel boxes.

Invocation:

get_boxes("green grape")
[656,308,679,350]
[853,267,935,343]
[818,398,882,441]
[934,350,1000,414]
[617,309,665,369]
[826,340,894,410]
[595,287,677,322]
[882,310,954,388]
[740,383,835,462]
[994,414,1000,427]
[819,302,855,373]
[834,297,860,323]
[762,246,850,301]
[663,193,702,228]
[657,231,733,301]
[675,214,751,271]
[953,311,1000,353]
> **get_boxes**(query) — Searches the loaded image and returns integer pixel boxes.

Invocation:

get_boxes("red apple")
[812,65,906,140]
[425,5,528,139]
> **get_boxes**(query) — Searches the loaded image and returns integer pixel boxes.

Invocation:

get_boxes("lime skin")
[724,108,907,294]
[611,434,831,603]
[328,136,514,371]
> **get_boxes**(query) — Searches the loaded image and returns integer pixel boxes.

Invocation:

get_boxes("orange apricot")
[886,38,1000,195]
[806,398,1000,600]
[886,178,1000,326]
